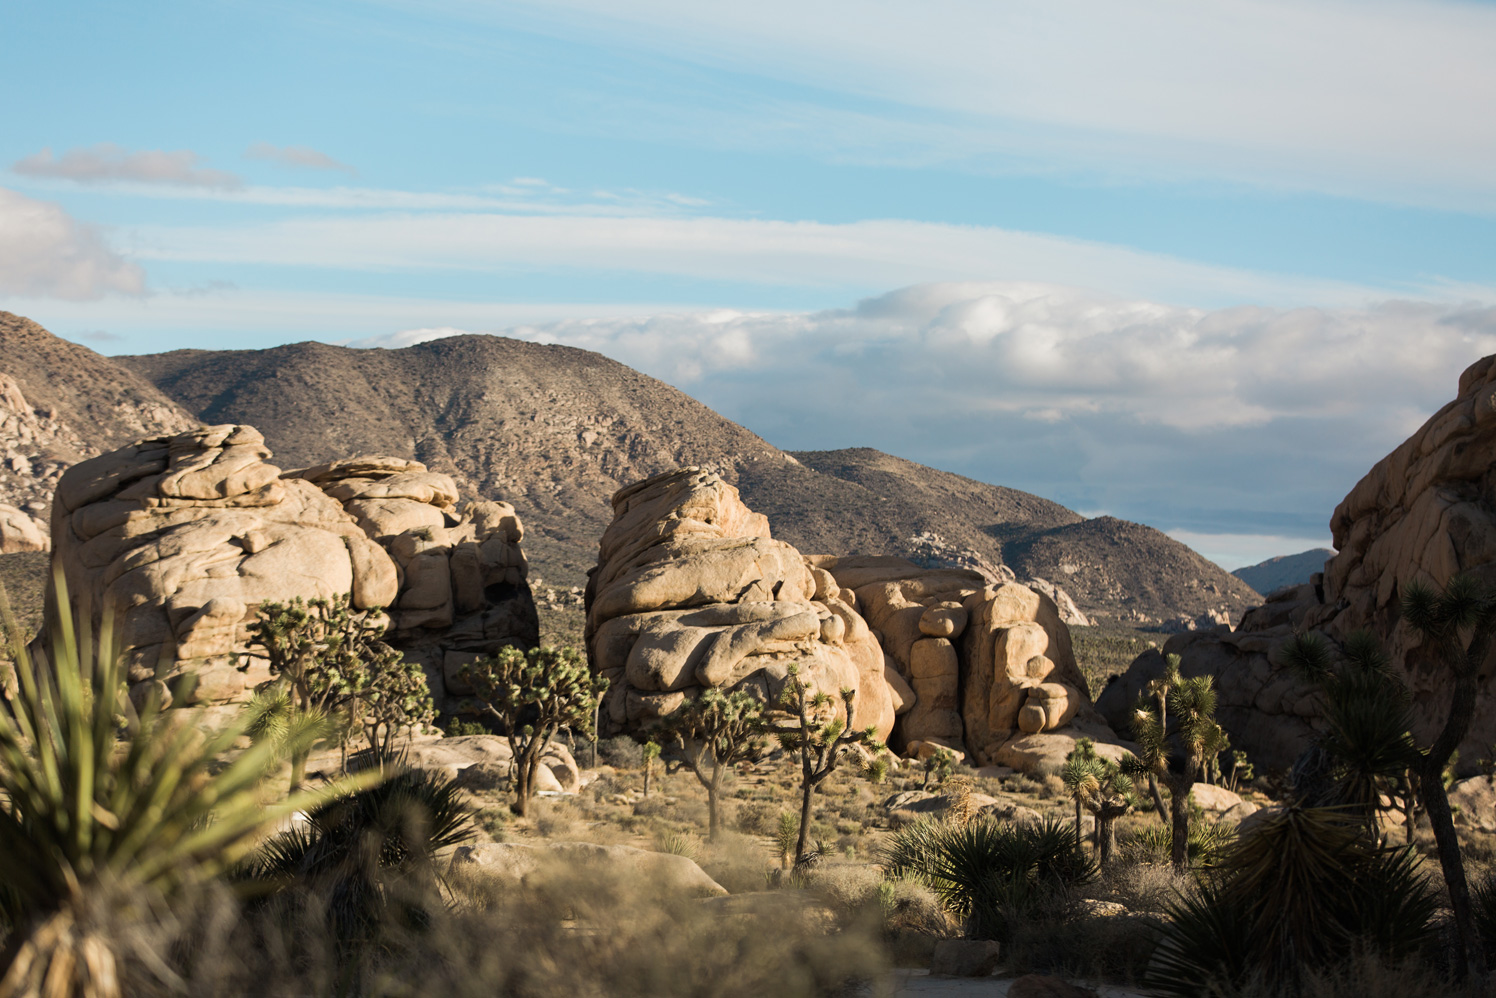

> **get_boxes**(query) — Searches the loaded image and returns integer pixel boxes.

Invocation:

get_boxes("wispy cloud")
[0,187,145,300]
[244,142,357,175]
[13,144,241,189]
[419,0,1496,210]
[123,210,1423,308]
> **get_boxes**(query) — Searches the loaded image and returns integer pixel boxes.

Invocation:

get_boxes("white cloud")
[13,144,241,189]
[244,143,357,175]
[125,211,1423,308]
[450,0,1496,208]
[0,188,145,300]
[359,282,1496,540]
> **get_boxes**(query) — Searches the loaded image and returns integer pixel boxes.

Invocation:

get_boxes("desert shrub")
[1147,806,1438,997]
[633,797,672,819]
[444,717,490,737]
[1103,860,1193,914]
[240,767,472,956]
[736,801,776,835]
[167,854,886,997]
[1474,870,1496,961]
[884,815,1095,940]
[654,829,700,860]
[1120,817,1235,866]
[597,736,646,770]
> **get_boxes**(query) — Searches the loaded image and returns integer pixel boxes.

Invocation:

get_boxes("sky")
[5,0,1496,569]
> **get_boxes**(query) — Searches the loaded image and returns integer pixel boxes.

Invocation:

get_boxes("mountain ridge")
[0,314,1261,625]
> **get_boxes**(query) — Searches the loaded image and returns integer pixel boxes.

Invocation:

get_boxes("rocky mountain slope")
[0,311,196,548]
[1231,548,1334,595]
[0,313,1259,626]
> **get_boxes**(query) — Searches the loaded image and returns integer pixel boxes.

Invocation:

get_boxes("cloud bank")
[13,144,241,189]
[0,188,145,300]
[365,283,1496,564]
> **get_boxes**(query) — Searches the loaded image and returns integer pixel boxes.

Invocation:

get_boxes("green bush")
[884,815,1095,940]
[1147,805,1437,996]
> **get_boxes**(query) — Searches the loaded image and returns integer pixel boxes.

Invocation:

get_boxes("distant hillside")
[0,316,1261,625]
[1232,548,1334,595]
[0,311,196,518]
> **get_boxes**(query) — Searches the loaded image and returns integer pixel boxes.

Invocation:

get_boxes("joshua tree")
[921,747,955,789]
[777,665,882,866]
[1137,654,1181,821]
[358,651,437,762]
[1277,630,1420,835]
[642,740,661,797]
[1130,669,1222,873]
[244,594,401,790]
[1399,575,1496,980]
[1062,741,1141,867]
[462,645,608,816]
[658,688,768,839]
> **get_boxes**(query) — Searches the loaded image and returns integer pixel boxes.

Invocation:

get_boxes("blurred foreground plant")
[0,574,359,998]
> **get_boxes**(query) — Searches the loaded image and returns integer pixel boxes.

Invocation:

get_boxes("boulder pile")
[811,555,1122,768]
[585,468,900,740]
[48,424,536,713]
[1102,354,1496,772]
[585,468,1127,768]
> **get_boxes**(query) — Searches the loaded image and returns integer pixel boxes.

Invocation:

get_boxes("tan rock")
[587,469,895,741]
[1190,782,1244,812]
[0,503,47,553]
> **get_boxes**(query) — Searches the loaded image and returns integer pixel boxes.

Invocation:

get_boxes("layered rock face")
[1102,355,1496,773]
[587,469,1123,768]
[585,469,900,740]
[811,555,1114,767]
[49,424,536,711]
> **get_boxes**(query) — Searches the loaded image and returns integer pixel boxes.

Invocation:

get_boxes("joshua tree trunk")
[707,760,724,840]
[1096,803,1127,868]
[1166,772,1191,873]
[1146,774,1169,826]
[643,757,653,797]
[1075,798,1084,851]
[796,774,818,865]
[1420,662,1486,980]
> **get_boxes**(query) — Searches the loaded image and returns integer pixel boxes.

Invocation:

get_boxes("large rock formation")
[810,555,1123,768]
[585,469,900,740]
[1102,355,1496,773]
[586,469,1127,769]
[48,424,536,712]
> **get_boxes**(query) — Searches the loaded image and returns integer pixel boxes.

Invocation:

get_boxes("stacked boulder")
[585,469,901,740]
[1102,353,1496,773]
[48,424,536,713]
[810,556,1121,768]
[586,469,1126,769]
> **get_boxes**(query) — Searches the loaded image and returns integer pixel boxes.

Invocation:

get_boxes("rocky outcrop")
[1103,354,1496,774]
[0,502,46,554]
[48,424,536,712]
[808,554,1120,767]
[0,313,198,543]
[585,469,899,740]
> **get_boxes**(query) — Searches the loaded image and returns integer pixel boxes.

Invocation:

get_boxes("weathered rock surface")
[812,555,1125,768]
[49,424,536,711]
[1104,355,1496,775]
[586,469,895,739]
[450,841,728,897]
[930,939,1002,977]
[0,503,46,554]
[1451,776,1496,833]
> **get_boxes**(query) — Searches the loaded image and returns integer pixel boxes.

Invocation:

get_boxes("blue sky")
[5,0,1496,569]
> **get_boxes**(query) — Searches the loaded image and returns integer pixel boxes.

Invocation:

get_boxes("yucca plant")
[1147,804,1436,996]
[1061,740,1141,866]
[0,574,358,998]
[239,767,471,959]
[884,814,1095,940]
